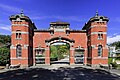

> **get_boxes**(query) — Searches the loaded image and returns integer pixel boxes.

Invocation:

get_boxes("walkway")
[51,56,70,64]
[0,65,120,80]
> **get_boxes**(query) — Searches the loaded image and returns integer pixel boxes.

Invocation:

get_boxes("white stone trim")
[54,29,65,32]
[33,48,36,50]
[84,57,87,59]
[45,47,49,50]
[49,39,71,45]
[10,44,29,49]
[15,44,22,46]
[91,32,106,35]
[12,20,25,22]
[70,47,74,50]
[87,32,107,36]
[12,24,29,27]
[91,45,96,48]
[10,58,28,60]
[87,25,107,30]
[10,45,16,49]
[84,48,87,50]
[12,31,29,34]
[93,57,108,59]
[23,44,29,49]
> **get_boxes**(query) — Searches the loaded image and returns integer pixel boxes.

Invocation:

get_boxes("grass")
[108,57,120,69]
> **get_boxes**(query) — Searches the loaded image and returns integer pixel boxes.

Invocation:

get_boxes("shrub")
[0,47,10,66]
[108,57,113,64]
[111,62,118,68]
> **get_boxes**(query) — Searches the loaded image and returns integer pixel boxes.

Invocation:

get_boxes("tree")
[56,44,70,60]
[0,35,10,66]
[50,45,58,59]
[0,47,10,65]
[50,43,70,60]
[110,41,120,49]
[0,35,11,44]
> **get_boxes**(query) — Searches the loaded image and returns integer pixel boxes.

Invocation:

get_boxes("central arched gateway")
[45,36,75,65]
[32,21,88,66]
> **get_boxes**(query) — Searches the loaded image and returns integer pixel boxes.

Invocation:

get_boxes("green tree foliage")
[0,47,10,65]
[0,35,10,65]
[50,43,70,60]
[57,45,68,59]
[50,45,58,59]
[110,41,120,49]
[0,35,11,44]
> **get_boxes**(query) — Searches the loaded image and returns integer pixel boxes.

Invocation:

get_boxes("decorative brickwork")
[10,12,109,67]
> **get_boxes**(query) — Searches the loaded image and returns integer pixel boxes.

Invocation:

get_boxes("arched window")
[16,45,22,57]
[98,31,103,40]
[16,30,21,39]
[98,45,102,57]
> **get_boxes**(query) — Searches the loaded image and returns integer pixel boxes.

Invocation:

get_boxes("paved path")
[51,57,70,64]
[109,69,120,76]
[0,65,120,80]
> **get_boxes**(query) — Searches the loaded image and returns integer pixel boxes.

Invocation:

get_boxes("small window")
[16,33,19,38]
[16,31,22,39]
[98,34,103,39]
[19,33,21,38]
[98,45,102,57]
[16,45,22,57]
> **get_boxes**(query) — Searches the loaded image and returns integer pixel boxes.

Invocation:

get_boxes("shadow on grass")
[0,67,120,80]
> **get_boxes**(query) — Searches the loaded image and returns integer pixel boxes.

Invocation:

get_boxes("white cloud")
[107,35,120,44]
[113,33,118,36]
[0,24,11,31]
[0,3,20,13]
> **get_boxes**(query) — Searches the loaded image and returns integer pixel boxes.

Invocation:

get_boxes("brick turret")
[82,12,109,66]
[10,11,36,67]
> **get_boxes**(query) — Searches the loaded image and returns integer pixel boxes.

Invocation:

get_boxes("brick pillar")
[70,47,74,65]
[10,45,16,65]
[84,49,87,65]
[33,49,36,66]
[45,46,50,65]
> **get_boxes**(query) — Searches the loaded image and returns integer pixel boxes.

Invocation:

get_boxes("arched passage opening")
[50,42,70,64]
[45,36,75,65]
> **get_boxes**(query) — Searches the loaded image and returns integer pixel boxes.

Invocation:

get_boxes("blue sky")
[0,0,120,43]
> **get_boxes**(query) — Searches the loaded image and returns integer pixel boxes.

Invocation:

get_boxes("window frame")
[98,45,103,57]
[98,33,103,40]
[16,45,22,58]
[16,30,22,39]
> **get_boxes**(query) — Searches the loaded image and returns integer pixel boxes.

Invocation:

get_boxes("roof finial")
[95,10,99,17]
[20,9,24,16]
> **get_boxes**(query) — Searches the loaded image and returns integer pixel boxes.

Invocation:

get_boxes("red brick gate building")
[10,12,109,67]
